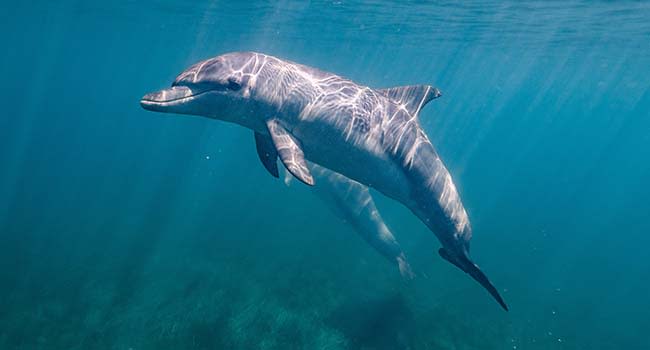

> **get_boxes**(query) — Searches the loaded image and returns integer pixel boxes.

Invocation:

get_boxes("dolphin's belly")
[291,118,411,203]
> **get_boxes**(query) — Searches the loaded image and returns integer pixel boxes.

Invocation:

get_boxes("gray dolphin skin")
[141,51,508,310]
[286,163,414,279]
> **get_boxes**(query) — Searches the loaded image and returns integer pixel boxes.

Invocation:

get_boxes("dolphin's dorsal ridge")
[378,85,442,117]
[266,119,314,186]
[254,131,279,178]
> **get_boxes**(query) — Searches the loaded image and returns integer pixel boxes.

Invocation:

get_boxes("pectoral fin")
[266,119,314,186]
[254,131,279,178]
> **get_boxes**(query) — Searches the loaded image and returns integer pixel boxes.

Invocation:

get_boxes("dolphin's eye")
[227,78,242,91]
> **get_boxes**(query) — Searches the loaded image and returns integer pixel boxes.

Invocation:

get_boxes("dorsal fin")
[378,85,442,117]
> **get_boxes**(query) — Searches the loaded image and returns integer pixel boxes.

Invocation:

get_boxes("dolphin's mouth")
[140,86,215,111]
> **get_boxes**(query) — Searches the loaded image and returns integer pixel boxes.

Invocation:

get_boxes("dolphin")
[141,51,508,310]
[286,163,414,279]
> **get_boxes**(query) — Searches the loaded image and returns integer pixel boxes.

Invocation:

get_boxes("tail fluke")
[465,261,508,311]
[438,248,509,311]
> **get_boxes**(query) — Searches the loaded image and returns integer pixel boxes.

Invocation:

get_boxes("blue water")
[2,1,649,349]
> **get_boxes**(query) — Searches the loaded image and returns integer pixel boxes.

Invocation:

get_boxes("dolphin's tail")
[438,248,508,311]
[465,260,509,311]
[397,253,415,280]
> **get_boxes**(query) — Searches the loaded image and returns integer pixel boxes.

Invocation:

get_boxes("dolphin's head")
[140,52,257,122]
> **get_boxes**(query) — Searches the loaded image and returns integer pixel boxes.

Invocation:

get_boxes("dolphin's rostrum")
[141,51,508,311]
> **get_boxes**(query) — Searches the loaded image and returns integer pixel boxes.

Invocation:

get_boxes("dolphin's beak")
[140,86,193,111]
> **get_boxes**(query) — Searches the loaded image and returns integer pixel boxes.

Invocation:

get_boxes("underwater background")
[1,1,649,349]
